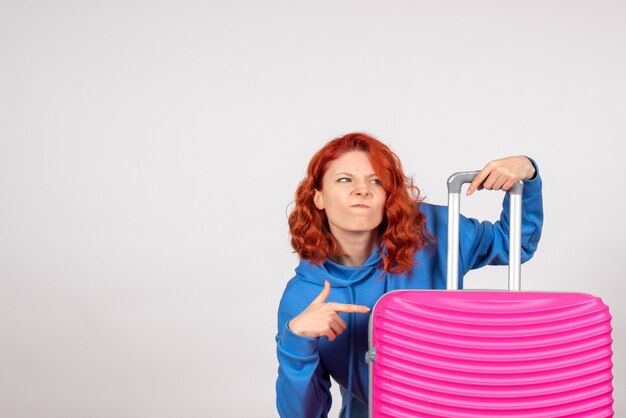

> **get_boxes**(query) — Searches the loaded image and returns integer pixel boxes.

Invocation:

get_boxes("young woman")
[275,132,543,418]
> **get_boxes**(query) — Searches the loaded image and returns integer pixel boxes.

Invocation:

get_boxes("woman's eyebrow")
[333,172,378,177]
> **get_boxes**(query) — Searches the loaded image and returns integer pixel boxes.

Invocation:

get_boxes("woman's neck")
[328,229,379,267]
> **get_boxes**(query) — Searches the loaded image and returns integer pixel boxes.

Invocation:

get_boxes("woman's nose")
[353,182,370,195]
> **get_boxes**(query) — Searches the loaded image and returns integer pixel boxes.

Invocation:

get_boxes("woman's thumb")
[311,280,330,304]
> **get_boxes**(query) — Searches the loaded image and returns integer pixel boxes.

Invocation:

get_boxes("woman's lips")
[351,204,370,208]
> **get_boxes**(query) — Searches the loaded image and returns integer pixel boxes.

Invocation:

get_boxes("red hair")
[288,132,432,275]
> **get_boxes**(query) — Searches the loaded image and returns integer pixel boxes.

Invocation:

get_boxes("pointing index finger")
[327,302,371,313]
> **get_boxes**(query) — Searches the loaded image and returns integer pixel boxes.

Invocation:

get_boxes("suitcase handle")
[446,171,524,291]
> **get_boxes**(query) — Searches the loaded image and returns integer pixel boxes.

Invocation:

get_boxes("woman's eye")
[371,179,382,185]
[337,177,351,183]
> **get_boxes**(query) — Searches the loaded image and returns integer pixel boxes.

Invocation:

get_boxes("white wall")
[1,1,624,417]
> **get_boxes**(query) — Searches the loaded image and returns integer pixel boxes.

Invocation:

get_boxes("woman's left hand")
[466,156,536,196]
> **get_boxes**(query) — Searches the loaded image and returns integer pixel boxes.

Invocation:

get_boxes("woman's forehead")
[324,151,375,175]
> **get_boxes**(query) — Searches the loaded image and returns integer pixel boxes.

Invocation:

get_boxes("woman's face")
[314,151,387,238]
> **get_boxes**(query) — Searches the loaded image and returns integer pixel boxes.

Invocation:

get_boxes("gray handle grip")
[446,171,524,291]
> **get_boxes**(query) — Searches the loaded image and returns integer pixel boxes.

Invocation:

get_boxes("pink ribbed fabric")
[370,291,614,417]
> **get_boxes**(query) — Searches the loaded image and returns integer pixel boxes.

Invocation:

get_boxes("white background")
[1,1,624,417]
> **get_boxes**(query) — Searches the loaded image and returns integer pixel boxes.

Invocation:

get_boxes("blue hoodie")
[276,164,543,418]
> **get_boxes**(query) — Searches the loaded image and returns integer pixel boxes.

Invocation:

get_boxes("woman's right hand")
[288,280,371,342]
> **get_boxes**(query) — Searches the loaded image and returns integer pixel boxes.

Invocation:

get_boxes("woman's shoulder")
[278,264,324,311]
[419,201,444,213]
[418,201,448,223]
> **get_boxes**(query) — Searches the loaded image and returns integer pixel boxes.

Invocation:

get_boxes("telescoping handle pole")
[446,171,524,291]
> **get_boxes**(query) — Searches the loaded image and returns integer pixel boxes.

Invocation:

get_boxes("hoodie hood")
[295,248,384,288]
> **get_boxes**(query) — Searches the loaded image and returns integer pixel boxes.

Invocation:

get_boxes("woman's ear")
[313,190,324,210]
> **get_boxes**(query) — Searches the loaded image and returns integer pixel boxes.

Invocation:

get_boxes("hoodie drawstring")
[346,285,355,418]
[346,275,386,417]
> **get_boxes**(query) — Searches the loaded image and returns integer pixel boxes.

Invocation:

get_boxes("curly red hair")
[288,132,432,275]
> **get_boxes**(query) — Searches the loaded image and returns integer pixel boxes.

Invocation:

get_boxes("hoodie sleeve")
[458,157,543,276]
[276,282,332,418]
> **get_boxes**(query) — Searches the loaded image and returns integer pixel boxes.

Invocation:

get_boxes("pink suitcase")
[366,172,614,417]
